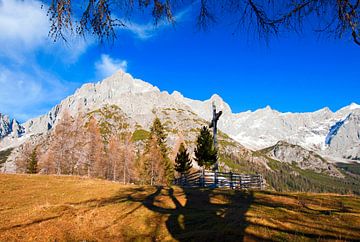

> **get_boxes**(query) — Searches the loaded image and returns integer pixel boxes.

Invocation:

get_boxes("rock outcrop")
[263,141,344,178]
[0,70,359,173]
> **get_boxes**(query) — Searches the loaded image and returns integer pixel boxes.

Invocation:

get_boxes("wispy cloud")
[0,64,75,122]
[95,54,128,79]
[0,0,92,121]
[0,0,193,121]
[120,5,193,39]
[0,0,92,64]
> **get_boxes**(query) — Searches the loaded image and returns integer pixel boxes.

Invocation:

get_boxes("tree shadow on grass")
[6,186,359,241]
[138,187,360,241]
[139,187,259,241]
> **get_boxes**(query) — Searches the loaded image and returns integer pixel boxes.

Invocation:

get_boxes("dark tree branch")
[45,0,360,46]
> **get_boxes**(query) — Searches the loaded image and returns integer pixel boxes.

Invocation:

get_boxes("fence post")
[200,169,204,187]
[230,171,233,189]
[239,175,242,189]
[214,171,218,187]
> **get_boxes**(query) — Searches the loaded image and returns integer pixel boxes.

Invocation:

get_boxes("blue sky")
[0,0,359,122]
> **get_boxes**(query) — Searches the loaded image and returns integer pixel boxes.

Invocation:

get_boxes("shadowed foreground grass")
[1,174,360,241]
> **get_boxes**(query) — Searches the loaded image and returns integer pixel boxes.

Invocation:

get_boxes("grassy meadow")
[1,174,360,241]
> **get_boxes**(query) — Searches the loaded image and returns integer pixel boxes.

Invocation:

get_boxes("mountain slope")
[172,95,360,162]
[325,111,360,160]
[261,141,343,178]
[0,70,359,186]
[1,70,359,162]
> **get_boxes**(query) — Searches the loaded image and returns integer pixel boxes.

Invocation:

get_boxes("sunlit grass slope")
[1,174,360,241]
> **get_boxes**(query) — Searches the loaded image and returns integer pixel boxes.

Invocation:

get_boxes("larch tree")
[38,148,56,174]
[68,113,87,175]
[108,133,135,183]
[120,133,135,184]
[194,126,217,170]
[108,134,122,181]
[171,132,185,161]
[15,142,34,173]
[85,117,105,178]
[48,111,75,175]
[44,0,360,46]
[42,111,85,175]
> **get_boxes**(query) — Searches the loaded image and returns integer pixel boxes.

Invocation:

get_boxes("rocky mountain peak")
[97,70,159,95]
[315,107,332,114]
[337,102,360,115]
[0,114,11,138]
[208,93,232,114]
[1,70,359,165]
[0,114,24,139]
[171,90,184,99]
[254,105,276,114]
[348,102,360,110]
[264,141,344,178]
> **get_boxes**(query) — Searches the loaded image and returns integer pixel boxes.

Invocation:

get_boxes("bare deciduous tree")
[108,135,120,181]
[86,116,105,178]
[108,134,135,183]
[15,142,34,173]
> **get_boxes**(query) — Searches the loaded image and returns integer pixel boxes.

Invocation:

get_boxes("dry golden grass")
[1,174,360,241]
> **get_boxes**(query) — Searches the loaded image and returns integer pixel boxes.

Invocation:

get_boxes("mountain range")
[0,70,359,192]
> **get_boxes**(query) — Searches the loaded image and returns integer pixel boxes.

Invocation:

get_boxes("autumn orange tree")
[15,143,37,173]
[108,133,135,183]
[45,112,77,175]
[45,0,360,46]
[37,112,88,175]
[85,116,106,178]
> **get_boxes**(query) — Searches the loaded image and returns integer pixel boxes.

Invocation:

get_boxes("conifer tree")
[174,143,192,175]
[143,135,164,185]
[150,117,168,156]
[27,148,38,174]
[142,117,174,185]
[194,126,217,169]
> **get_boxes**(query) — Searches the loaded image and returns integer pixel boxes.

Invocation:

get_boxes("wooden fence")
[174,170,264,190]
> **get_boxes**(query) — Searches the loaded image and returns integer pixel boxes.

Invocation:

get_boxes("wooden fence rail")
[174,170,264,190]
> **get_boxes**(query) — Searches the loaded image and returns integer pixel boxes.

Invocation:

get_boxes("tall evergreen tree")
[150,117,168,156]
[27,148,38,174]
[143,135,164,185]
[142,117,174,185]
[194,126,217,169]
[174,143,192,175]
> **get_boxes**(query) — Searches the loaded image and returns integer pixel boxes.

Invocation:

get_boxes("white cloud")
[0,0,91,121]
[123,22,156,39]
[95,54,128,78]
[120,5,193,39]
[0,0,48,47]
[0,0,91,63]
[0,64,75,122]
